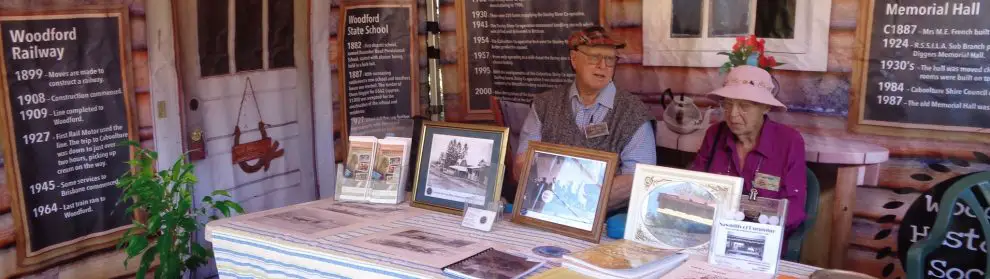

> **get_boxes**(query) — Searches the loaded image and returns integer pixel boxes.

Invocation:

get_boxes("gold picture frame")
[411,121,509,215]
[511,142,618,243]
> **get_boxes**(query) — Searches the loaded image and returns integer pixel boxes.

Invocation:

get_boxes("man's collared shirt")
[517,82,657,175]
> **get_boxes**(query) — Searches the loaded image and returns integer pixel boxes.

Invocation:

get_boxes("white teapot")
[661,89,713,135]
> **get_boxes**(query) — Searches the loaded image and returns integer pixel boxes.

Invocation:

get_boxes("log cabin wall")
[0,0,152,278]
[323,1,990,277]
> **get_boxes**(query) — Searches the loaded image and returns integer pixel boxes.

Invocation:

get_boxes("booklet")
[368,137,411,204]
[665,258,773,279]
[337,136,377,201]
[442,248,544,279]
[562,240,689,279]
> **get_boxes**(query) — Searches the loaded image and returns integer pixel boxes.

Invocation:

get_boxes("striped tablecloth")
[206,200,819,278]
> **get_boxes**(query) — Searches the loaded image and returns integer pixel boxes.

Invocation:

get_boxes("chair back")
[906,171,990,279]
[783,167,820,261]
[491,96,531,200]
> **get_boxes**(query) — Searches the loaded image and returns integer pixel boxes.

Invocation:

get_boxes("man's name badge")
[584,122,609,139]
[753,172,781,192]
[461,206,496,232]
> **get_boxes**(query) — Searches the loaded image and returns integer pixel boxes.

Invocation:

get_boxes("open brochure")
[562,240,689,279]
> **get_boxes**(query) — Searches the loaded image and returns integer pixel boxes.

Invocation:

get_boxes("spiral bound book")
[442,248,544,279]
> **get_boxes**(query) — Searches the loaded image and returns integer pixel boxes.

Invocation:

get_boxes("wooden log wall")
[0,0,153,278]
[323,0,990,277]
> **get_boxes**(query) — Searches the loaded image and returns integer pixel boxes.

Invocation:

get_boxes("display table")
[206,199,819,278]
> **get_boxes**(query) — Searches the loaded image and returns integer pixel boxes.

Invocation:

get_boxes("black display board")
[851,0,990,143]
[457,0,603,120]
[338,3,418,143]
[0,10,135,266]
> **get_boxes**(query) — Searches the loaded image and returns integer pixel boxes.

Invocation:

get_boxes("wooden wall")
[0,0,153,278]
[325,0,990,277]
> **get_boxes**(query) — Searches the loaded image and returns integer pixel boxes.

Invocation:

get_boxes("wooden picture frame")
[0,7,140,269]
[511,142,618,243]
[336,0,420,157]
[848,0,990,143]
[454,0,607,121]
[411,121,509,215]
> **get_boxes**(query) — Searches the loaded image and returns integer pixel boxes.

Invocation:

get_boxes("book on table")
[442,248,544,279]
[561,239,689,279]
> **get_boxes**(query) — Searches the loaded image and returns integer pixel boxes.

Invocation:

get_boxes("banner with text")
[338,1,418,141]
[456,0,602,120]
[0,10,136,266]
[851,0,990,143]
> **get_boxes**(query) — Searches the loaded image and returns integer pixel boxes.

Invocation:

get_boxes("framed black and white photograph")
[412,121,509,214]
[511,142,618,243]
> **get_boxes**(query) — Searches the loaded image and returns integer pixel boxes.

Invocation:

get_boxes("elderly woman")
[690,65,807,241]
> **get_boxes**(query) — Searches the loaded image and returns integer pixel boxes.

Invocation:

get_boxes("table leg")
[827,165,863,268]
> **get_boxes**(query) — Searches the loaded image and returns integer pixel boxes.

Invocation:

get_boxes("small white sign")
[460,206,497,232]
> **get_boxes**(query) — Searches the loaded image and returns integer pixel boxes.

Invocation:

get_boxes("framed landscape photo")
[411,121,509,214]
[511,142,618,243]
[623,164,744,255]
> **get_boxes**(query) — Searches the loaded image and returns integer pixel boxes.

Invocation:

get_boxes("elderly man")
[514,26,656,211]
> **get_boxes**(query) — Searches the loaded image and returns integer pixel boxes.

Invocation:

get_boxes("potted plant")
[116,142,245,278]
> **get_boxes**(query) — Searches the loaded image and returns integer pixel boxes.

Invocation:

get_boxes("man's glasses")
[575,48,618,67]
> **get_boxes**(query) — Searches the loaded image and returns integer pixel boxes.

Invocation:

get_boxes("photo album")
[442,248,545,279]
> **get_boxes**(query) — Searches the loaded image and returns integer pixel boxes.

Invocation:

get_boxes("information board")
[851,0,990,143]
[337,2,418,144]
[456,0,603,120]
[0,10,136,266]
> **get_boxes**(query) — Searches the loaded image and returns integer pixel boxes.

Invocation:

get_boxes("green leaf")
[147,215,161,231]
[201,195,213,204]
[210,190,232,197]
[192,243,208,258]
[125,236,148,258]
[137,246,156,277]
[215,202,231,217]
[226,201,245,214]
[180,218,198,233]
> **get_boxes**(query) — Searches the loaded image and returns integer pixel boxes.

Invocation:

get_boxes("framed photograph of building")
[511,142,618,243]
[623,164,744,255]
[411,121,509,214]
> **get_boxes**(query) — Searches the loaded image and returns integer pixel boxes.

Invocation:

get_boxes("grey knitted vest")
[531,85,655,154]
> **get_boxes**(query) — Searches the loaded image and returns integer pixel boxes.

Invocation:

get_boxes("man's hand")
[608,174,634,211]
